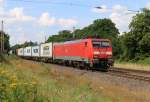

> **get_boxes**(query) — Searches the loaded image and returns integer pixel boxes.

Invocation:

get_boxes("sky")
[0,0,150,46]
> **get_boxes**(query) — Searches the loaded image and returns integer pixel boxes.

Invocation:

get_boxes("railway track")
[46,62,150,82]
[23,59,150,82]
[108,67,150,82]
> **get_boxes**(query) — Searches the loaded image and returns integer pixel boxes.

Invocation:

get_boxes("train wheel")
[101,65,109,72]
[75,62,80,69]
[84,63,90,70]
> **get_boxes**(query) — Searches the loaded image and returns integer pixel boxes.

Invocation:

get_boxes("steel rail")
[108,68,150,82]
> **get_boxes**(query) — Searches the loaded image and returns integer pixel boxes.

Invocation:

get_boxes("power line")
[8,0,94,8]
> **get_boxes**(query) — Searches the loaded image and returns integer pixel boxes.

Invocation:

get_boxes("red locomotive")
[53,38,113,71]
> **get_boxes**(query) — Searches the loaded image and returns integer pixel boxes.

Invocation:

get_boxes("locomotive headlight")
[94,51,100,55]
[106,51,112,55]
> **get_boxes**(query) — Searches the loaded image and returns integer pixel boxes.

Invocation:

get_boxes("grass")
[1,55,150,102]
[137,57,150,65]
[0,55,114,102]
[115,57,150,71]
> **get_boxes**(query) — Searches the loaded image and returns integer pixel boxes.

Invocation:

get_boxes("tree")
[4,34,10,51]
[122,32,137,60]
[73,19,120,58]
[11,41,38,54]
[90,19,119,38]
[73,18,119,39]
[47,30,73,42]
[0,31,10,53]
[22,41,38,47]
[139,33,150,55]
[47,18,119,42]
[47,18,121,58]
[122,8,150,60]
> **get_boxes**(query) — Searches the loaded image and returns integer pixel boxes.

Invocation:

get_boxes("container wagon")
[40,43,53,62]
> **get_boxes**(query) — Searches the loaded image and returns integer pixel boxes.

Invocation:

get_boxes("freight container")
[24,46,32,57]
[18,48,24,56]
[40,43,53,58]
[32,46,40,57]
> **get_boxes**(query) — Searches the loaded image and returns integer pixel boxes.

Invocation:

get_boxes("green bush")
[0,69,45,102]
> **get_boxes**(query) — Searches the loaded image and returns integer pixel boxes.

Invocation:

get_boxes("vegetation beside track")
[1,55,150,102]
[115,57,150,71]
[0,55,115,102]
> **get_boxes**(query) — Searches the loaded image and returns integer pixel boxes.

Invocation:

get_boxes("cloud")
[0,0,4,4]
[9,28,30,45]
[112,5,128,13]
[0,0,4,15]
[110,12,135,33]
[1,7,78,45]
[7,7,35,24]
[38,12,56,26]
[109,5,136,33]
[146,2,150,9]
[17,33,29,44]
[58,18,77,27]
[92,4,136,33]
[38,12,77,27]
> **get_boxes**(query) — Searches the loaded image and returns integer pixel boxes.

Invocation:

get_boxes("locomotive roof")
[54,38,111,45]
[17,38,111,49]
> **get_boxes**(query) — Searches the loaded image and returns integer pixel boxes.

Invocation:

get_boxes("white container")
[40,43,52,58]
[24,46,32,57]
[18,48,24,56]
[32,46,40,57]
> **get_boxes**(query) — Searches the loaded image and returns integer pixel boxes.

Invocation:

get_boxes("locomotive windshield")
[92,41,110,48]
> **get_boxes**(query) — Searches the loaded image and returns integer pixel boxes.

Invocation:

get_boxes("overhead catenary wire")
[7,0,95,8]
[5,0,140,14]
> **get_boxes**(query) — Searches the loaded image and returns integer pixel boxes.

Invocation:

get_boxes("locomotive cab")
[91,39,114,70]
